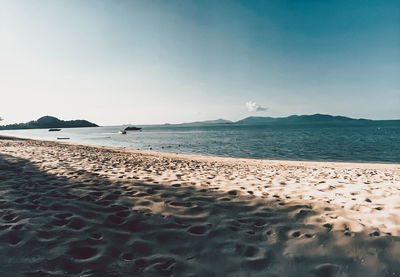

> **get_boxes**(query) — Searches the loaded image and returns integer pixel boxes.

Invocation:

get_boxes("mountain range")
[235,114,371,125]
[164,114,399,127]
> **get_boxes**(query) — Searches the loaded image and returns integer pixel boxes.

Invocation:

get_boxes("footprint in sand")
[188,225,209,235]
[68,246,98,260]
[8,232,22,245]
[68,217,86,230]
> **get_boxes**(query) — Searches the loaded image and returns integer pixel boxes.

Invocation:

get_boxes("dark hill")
[235,114,371,125]
[0,116,98,130]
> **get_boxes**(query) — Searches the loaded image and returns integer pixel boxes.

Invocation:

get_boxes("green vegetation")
[0,116,98,130]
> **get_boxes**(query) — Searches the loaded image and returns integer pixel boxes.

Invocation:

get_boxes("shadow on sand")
[0,150,399,277]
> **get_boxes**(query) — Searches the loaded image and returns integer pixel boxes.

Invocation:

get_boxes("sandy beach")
[1,136,400,276]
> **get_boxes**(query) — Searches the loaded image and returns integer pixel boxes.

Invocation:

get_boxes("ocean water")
[1,123,400,163]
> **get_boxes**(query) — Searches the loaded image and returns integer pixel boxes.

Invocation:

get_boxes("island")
[0,116,98,130]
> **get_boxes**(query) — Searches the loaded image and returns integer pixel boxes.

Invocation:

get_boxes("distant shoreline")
[2,113,399,130]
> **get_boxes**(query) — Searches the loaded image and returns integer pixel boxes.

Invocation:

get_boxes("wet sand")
[1,136,400,276]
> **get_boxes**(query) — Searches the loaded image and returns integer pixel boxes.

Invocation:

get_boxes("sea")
[1,123,400,163]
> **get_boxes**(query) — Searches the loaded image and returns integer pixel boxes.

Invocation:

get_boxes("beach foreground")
[1,136,400,276]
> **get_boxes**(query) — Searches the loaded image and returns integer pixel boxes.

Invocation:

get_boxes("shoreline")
[1,135,400,275]
[1,134,399,168]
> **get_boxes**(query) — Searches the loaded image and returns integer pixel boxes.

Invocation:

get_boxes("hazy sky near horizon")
[1,0,399,125]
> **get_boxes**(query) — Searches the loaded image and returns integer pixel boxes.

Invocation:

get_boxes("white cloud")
[245,101,268,112]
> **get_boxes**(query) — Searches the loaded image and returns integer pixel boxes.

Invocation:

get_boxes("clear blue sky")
[1,0,399,125]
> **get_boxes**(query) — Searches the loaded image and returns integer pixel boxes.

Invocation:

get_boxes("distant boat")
[49,128,61,131]
[57,137,70,140]
[124,127,142,131]
[119,130,127,134]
